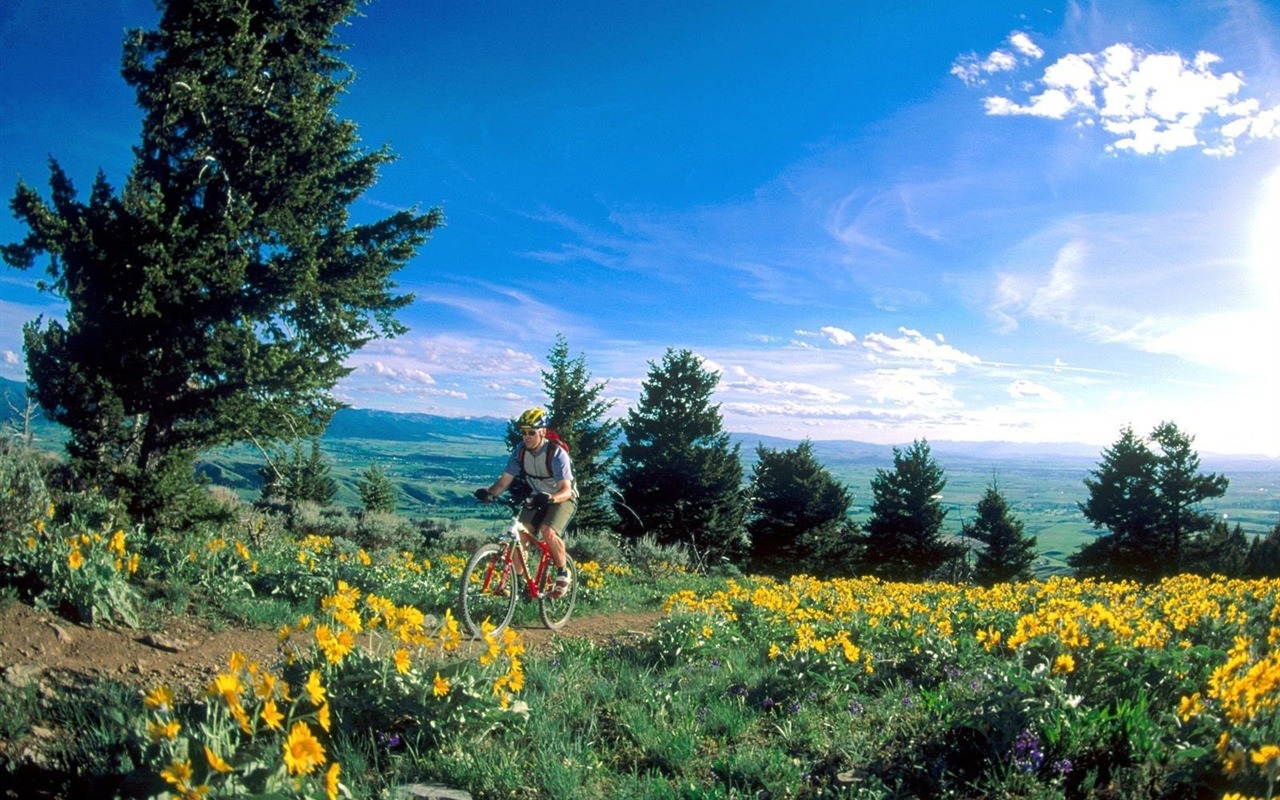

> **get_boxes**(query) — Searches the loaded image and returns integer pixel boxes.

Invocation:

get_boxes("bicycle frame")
[490,517,553,601]
[458,498,579,638]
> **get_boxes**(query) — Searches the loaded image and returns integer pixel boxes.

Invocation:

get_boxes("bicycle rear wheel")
[538,553,578,630]
[458,543,518,638]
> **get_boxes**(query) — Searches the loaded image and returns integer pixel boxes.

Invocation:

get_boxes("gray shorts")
[520,498,576,537]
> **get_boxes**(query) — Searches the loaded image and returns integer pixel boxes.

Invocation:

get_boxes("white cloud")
[964,39,1280,155]
[1007,379,1065,404]
[861,327,982,373]
[820,326,857,346]
[951,31,1045,86]
[1009,32,1044,60]
[3,351,17,366]
[861,368,962,408]
[721,364,849,404]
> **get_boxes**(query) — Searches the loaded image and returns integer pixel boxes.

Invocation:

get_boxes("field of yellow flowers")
[3,490,1278,798]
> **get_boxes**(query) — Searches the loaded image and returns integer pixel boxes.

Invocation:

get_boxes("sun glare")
[1253,166,1280,311]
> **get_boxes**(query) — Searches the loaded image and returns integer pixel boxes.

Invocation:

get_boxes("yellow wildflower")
[203,745,233,773]
[207,672,244,706]
[147,719,181,741]
[144,684,175,712]
[326,762,342,800]
[433,672,450,698]
[1177,692,1204,721]
[318,702,331,732]
[305,670,326,705]
[394,648,411,674]
[160,759,194,789]
[261,698,284,730]
[1052,653,1076,674]
[282,721,326,776]
[1251,744,1280,770]
[68,548,84,570]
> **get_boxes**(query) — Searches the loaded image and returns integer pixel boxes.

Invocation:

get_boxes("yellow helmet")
[516,407,547,430]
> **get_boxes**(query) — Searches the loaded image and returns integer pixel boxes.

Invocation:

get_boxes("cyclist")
[475,408,577,597]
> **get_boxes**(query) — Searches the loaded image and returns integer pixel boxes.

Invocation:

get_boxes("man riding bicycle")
[475,408,577,598]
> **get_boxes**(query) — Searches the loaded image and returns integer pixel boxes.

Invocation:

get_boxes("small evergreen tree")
[259,437,336,506]
[964,479,1037,585]
[861,439,962,580]
[1245,519,1280,578]
[357,462,396,514]
[613,348,745,569]
[748,440,856,576]
[1183,520,1250,577]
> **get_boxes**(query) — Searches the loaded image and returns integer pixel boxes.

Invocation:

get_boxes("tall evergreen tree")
[1150,421,1229,569]
[1069,426,1161,579]
[861,439,961,580]
[748,440,857,576]
[964,479,1037,585]
[540,335,620,533]
[1,0,438,526]
[613,348,745,568]
[1070,423,1227,581]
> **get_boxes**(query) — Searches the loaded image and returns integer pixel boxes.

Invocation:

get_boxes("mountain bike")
[457,495,578,639]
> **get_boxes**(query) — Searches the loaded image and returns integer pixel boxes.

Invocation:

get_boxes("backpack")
[517,429,567,478]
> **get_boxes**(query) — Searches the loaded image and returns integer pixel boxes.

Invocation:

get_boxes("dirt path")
[0,601,665,699]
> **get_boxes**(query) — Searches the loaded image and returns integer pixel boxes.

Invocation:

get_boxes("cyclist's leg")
[514,506,548,576]
[539,499,576,570]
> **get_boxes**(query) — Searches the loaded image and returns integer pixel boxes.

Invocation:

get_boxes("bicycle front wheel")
[538,553,578,631]
[458,543,518,638]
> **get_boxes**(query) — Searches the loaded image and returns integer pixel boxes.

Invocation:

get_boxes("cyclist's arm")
[482,472,515,500]
[547,479,573,505]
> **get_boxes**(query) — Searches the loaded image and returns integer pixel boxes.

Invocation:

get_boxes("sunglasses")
[520,427,544,435]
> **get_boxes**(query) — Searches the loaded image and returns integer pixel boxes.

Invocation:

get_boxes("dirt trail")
[0,601,665,699]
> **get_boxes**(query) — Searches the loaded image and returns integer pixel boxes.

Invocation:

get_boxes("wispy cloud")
[1007,378,1066,405]
[957,35,1280,155]
[987,210,1265,376]
[951,30,1046,85]
[861,328,982,373]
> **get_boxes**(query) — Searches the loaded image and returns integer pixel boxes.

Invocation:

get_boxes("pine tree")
[541,335,620,532]
[964,479,1037,585]
[259,437,336,506]
[1184,520,1250,577]
[357,462,396,514]
[748,440,856,576]
[1070,423,1227,581]
[1,0,438,527]
[1245,520,1280,578]
[861,439,961,580]
[1150,421,1229,569]
[613,348,745,568]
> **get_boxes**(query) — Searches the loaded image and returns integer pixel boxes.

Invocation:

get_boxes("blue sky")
[2,0,1278,455]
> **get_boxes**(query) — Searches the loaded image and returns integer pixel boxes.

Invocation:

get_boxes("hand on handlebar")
[474,488,492,504]
[526,491,552,510]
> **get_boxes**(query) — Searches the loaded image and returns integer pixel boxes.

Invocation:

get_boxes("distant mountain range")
[3,376,1274,468]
